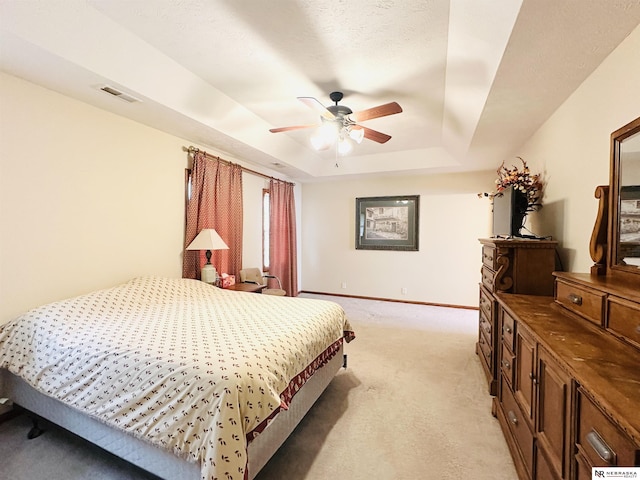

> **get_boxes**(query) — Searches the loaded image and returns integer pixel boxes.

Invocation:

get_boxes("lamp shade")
[186,229,229,285]
[186,229,229,251]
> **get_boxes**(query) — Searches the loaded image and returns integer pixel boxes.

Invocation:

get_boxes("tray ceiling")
[1,0,639,181]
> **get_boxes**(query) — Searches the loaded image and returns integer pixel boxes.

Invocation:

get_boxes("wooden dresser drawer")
[607,296,640,349]
[478,330,492,366]
[576,389,639,467]
[555,280,605,326]
[502,309,516,351]
[482,244,497,270]
[500,375,534,477]
[482,265,496,291]
[500,343,515,388]
[479,287,493,319]
[574,451,593,480]
[479,308,492,339]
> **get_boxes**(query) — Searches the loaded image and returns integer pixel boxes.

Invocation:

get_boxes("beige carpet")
[0,294,517,480]
[255,294,517,480]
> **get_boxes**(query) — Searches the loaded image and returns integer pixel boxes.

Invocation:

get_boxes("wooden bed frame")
[1,344,344,479]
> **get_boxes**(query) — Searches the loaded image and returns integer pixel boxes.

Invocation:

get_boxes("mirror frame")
[608,116,640,279]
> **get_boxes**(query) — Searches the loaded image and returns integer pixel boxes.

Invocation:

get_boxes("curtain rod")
[183,146,294,186]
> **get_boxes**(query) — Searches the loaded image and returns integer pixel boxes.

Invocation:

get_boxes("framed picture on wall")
[355,195,419,251]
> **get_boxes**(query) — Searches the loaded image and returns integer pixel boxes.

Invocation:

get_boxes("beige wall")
[0,72,289,325]
[519,25,640,273]
[0,73,184,323]
[301,173,494,307]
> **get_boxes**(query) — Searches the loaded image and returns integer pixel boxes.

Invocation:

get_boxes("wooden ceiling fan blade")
[352,102,402,122]
[298,97,335,120]
[361,126,392,144]
[269,124,319,133]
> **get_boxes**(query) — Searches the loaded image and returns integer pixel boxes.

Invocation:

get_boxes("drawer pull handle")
[507,411,518,426]
[502,360,511,369]
[504,325,512,334]
[568,293,583,306]
[586,430,614,463]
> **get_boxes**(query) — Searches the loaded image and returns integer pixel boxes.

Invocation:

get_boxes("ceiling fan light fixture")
[270,92,402,153]
[338,137,353,155]
[310,135,330,150]
[310,123,338,150]
[348,126,364,144]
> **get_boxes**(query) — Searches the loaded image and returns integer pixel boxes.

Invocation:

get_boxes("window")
[262,189,270,271]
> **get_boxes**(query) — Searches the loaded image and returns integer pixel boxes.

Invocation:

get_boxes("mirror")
[610,116,640,276]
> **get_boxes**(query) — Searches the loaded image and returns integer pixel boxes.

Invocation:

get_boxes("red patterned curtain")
[269,179,298,296]
[183,152,243,281]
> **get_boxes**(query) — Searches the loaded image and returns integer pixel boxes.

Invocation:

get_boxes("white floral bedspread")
[0,277,354,480]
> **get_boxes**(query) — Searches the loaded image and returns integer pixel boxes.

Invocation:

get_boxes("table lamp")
[186,229,229,284]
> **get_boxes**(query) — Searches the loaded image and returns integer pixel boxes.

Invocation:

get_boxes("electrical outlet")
[341,282,347,289]
[401,287,407,295]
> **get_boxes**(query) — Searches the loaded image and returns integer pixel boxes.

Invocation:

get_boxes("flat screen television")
[492,186,529,238]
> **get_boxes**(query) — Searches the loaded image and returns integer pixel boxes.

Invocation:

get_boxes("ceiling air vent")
[96,84,141,103]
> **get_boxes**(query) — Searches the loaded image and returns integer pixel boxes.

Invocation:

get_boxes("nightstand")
[225,283,266,293]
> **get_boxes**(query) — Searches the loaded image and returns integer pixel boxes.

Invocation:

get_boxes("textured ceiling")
[1,0,640,182]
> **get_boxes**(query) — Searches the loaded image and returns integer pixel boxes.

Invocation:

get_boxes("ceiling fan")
[269,92,403,151]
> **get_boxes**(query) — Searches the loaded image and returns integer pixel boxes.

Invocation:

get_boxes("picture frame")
[355,195,419,251]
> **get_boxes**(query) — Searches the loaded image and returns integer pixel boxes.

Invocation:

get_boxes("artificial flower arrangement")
[478,157,543,212]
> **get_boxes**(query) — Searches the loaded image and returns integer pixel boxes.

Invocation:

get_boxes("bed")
[0,276,355,480]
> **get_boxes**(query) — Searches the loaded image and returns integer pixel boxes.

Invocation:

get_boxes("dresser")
[486,116,640,479]
[493,276,640,480]
[477,238,558,395]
